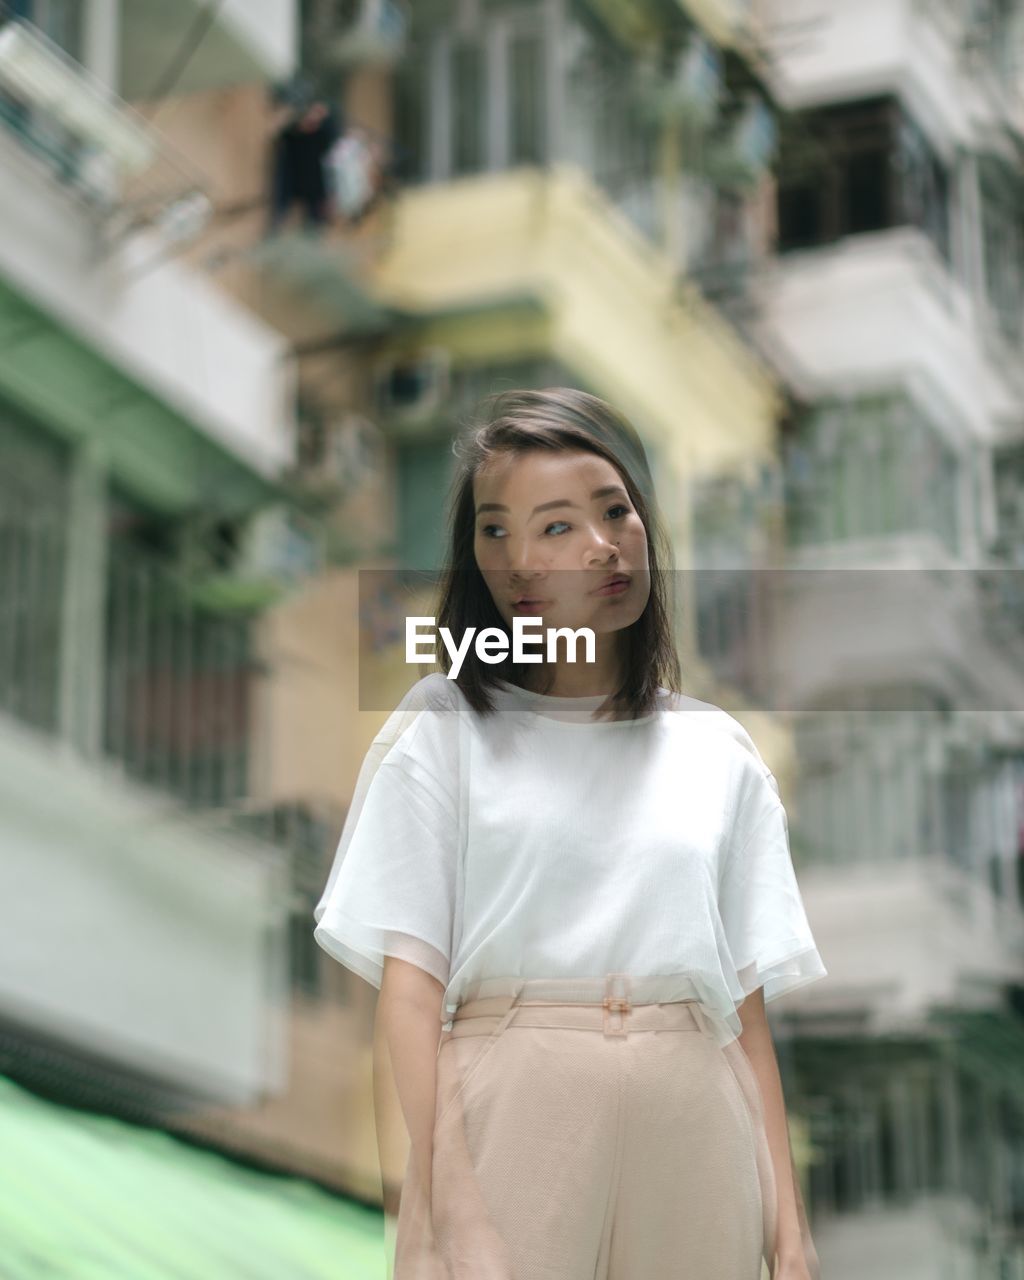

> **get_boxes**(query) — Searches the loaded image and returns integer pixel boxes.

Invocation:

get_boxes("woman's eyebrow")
[476,485,627,516]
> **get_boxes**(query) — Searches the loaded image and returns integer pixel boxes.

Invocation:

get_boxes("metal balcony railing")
[0,452,65,737]
[103,544,256,809]
[789,710,1024,914]
[0,15,210,245]
[693,566,773,701]
[780,398,961,556]
[0,460,258,811]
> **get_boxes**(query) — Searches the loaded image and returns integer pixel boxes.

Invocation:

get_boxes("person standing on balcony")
[314,388,827,1280]
[266,77,340,234]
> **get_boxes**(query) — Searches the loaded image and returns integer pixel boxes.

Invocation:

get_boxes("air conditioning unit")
[306,412,382,490]
[375,348,452,426]
[330,0,408,66]
[237,504,324,584]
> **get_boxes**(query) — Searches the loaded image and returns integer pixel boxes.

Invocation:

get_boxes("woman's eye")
[482,507,629,539]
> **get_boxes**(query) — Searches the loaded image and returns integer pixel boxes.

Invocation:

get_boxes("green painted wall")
[0,276,284,518]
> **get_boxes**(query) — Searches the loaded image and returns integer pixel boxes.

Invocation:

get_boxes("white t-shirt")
[313,672,827,1049]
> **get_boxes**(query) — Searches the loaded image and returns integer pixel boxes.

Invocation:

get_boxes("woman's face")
[473,449,652,639]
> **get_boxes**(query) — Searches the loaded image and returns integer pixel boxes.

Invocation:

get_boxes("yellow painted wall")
[370,167,780,484]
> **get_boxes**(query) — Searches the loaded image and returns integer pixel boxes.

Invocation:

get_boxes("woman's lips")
[593,579,630,597]
[511,577,631,612]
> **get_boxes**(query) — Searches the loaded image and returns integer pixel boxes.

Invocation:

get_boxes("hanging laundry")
[324,127,385,224]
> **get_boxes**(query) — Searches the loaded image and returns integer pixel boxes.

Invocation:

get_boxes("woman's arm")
[378,955,445,1200]
[737,987,820,1280]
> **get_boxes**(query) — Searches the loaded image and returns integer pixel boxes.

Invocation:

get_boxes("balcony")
[765,90,1024,409]
[796,1010,1024,1275]
[0,455,292,1108]
[756,227,1024,460]
[0,15,294,492]
[780,393,962,561]
[119,0,297,100]
[761,0,1024,153]
[689,461,785,702]
[0,16,207,233]
[250,222,399,345]
[369,165,779,480]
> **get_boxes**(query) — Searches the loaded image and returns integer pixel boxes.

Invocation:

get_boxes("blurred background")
[1,0,1024,1276]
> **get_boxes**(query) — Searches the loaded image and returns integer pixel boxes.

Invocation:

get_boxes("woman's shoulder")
[358,674,462,811]
[368,673,461,760]
[661,690,776,786]
[397,671,462,715]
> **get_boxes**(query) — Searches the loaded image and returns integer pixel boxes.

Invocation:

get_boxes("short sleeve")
[313,681,460,990]
[718,768,827,1004]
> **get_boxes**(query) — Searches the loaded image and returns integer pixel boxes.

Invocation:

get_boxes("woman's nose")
[587,535,619,565]
[505,541,544,574]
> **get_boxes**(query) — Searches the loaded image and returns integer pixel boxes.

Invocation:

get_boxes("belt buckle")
[603,974,631,1036]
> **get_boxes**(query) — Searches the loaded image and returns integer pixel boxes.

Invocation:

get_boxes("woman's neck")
[517,661,622,699]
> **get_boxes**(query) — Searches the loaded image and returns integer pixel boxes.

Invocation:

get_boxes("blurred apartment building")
[0,0,302,1116]
[747,3,1024,1277]
[0,0,390,1267]
[3,0,1024,1277]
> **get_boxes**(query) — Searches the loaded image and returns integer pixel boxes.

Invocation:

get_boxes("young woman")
[314,388,827,1280]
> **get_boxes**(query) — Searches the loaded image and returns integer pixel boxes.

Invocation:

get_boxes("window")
[979,159,1024,343]
[0,401,68,736]
[690,469,777,699]
[11,0,81,58]
[400,4,563,184]
[452,39,485,175]
[509,29,545,165]
[992,441,1024,564]
[897,113,950,260]
[845,147,889,234]
[562,25,659,241]
[783,394,961,553]
[964,0,1018,90]
[777,98,949,262]
[777,176,823,251]
[393,50,427,182]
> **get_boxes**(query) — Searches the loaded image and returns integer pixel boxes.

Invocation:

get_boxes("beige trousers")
[393,976,777,1280]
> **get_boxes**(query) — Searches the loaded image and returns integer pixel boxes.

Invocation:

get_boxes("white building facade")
[0,0,300,1113]
[754,2,1024,1275]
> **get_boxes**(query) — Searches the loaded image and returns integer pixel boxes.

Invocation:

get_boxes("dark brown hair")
[434,387,682,721]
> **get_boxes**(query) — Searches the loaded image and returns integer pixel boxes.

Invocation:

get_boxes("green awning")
[0,1073,386,1279]
[0,276,289,519]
